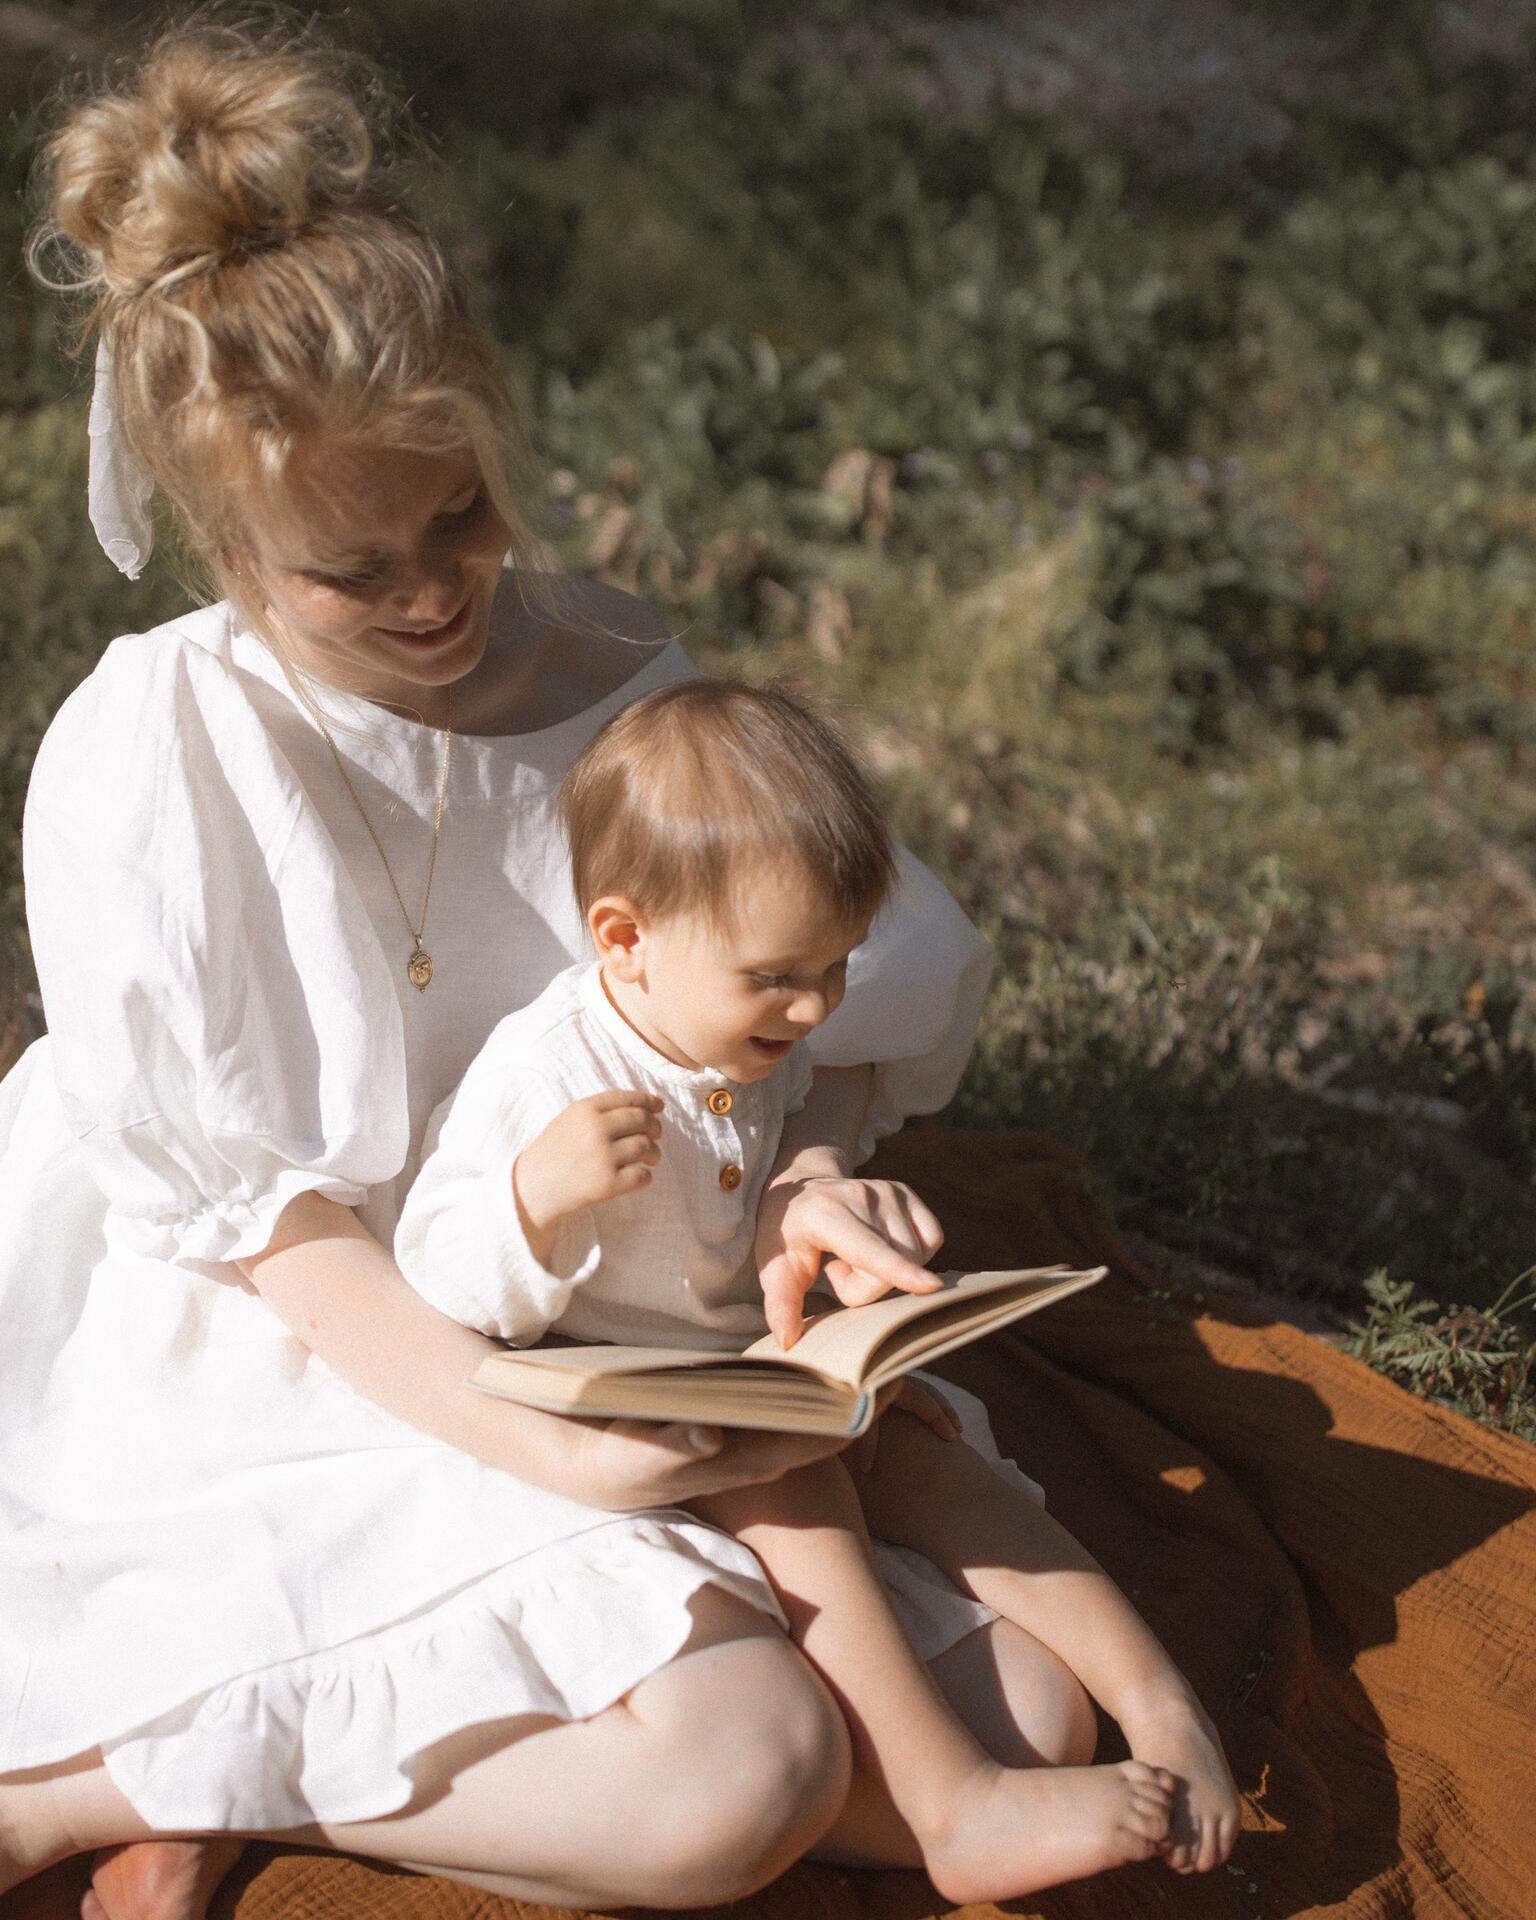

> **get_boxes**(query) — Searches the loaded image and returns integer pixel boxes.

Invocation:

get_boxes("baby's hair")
[559,679,898,935]
[27,8,552,635]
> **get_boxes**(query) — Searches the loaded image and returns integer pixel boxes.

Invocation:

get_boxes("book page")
[472,1356,868,1435]
[740,1265,1105,1386]
[483,1343,754,1379]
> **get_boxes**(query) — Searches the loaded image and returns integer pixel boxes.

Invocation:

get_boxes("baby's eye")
[750,972,791,990]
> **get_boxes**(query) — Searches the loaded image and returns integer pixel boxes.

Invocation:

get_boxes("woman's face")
[245,441,511,722]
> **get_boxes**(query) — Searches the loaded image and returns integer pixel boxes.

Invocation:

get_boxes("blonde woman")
[0,20,1053,1919]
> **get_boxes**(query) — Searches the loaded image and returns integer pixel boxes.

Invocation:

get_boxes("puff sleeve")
[804,843,993,1163]
[22,631,409,1267]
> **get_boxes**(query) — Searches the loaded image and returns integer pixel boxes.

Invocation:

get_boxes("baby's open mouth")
[749,1037,793,1058]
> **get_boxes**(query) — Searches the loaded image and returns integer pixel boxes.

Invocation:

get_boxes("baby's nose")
[787,988,832,1028]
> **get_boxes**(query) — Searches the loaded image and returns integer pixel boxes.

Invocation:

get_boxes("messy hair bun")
[43,27,378,301]
[29,13,547,622]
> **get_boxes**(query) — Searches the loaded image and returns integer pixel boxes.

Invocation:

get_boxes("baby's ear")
[588,895,646,980]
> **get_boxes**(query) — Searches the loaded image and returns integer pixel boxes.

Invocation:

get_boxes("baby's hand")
[513,1092,663,1255]
[757,1173,945,1348]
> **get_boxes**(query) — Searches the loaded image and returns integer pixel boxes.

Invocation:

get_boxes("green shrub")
[1339,1269,1536,1440]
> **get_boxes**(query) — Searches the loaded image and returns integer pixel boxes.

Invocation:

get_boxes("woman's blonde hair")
[28,10,551,636]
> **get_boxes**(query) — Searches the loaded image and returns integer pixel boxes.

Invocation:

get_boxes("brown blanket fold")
[8,1128,1534,1920]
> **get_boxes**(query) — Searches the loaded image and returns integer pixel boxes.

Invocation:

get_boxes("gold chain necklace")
[306,681,455,992]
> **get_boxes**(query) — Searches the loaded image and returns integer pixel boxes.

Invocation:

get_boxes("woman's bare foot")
[1120,1690,1241,1874]
[81,1840,246,1920]
[921,1758,1174,1904]
[1,1766,78,1898]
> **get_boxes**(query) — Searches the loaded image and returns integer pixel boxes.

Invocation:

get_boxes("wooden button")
[707,1088,733,1116]
[719,1162,743,1191]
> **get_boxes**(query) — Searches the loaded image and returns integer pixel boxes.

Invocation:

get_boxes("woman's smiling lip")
[377,599,472,648]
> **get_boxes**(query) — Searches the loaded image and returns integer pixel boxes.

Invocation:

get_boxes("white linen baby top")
[0,573,998,1831]
[396,960,816,1351]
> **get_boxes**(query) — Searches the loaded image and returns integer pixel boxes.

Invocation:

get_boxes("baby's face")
[614,864,871,1084]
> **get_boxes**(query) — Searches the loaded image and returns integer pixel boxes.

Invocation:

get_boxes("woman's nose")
[390,555,464,623]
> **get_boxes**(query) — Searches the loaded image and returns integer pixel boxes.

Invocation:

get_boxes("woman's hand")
[556,1413,862,1512]
[845,1375,961,1474]
[755,1172,945,1348]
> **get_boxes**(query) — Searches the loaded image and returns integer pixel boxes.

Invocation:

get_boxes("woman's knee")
[635,1646,851,1904]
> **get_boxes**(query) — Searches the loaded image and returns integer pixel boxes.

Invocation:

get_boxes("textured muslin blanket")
[8,1127,1534,1920]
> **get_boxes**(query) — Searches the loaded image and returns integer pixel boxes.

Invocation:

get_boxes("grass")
[5,0,1536,1436]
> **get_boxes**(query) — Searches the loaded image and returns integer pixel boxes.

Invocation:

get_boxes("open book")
[468,1264,1106,1437]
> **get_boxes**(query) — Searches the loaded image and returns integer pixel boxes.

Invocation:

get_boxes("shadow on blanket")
[8,1129,1534,1920]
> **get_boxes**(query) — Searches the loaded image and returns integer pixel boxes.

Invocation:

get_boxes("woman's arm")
[755,1065,945,1347]
[771,1062,874,1182]
[239,1188,858,1508]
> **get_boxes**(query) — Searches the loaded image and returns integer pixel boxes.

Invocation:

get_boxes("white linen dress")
[0,574,996,1831]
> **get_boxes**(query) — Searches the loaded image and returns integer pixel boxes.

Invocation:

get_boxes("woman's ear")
[589,896,647,982]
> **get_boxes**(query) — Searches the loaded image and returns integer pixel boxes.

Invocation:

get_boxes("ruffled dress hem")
[98,1381,1036,1832]
[100,1514,783,1830]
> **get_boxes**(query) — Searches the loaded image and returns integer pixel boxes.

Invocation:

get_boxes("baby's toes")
[1165,1822,1202,1874]
[1127,1781,1174,1843]
[1126,1795,1169,1838]
[1200,1811,1239,1873]
[1121,1760,1173,1795]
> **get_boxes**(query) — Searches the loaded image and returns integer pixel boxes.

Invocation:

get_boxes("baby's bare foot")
[82,1840,245,1920]
[921,1759,1174,1904]
[1121,1693,1240,1874]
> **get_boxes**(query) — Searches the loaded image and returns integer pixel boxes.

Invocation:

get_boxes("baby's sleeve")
[23,636,408,1267]
[805,842,993,1163]
[394,1045,601,1345]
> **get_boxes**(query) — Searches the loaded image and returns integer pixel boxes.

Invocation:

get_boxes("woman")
[0,21,1050,1918]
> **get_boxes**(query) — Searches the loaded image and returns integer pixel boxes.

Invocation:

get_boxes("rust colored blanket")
[9,1129,1534,1920]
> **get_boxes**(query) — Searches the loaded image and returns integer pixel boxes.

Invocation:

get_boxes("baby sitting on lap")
[396,679,1238,1902]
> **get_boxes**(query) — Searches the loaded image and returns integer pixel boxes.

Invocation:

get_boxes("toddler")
[396,679,1239,1901]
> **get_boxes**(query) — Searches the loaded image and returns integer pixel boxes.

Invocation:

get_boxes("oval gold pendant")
[407,948,434,992]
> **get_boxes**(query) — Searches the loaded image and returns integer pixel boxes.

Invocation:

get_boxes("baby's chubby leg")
[690,1456,1174,1903]
[852,1403,1241,1875]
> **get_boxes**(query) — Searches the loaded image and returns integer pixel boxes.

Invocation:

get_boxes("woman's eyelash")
[303,493,484,586]
[308,566,383,591]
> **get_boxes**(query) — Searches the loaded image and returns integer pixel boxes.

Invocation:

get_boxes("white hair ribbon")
[87,334,155,580]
